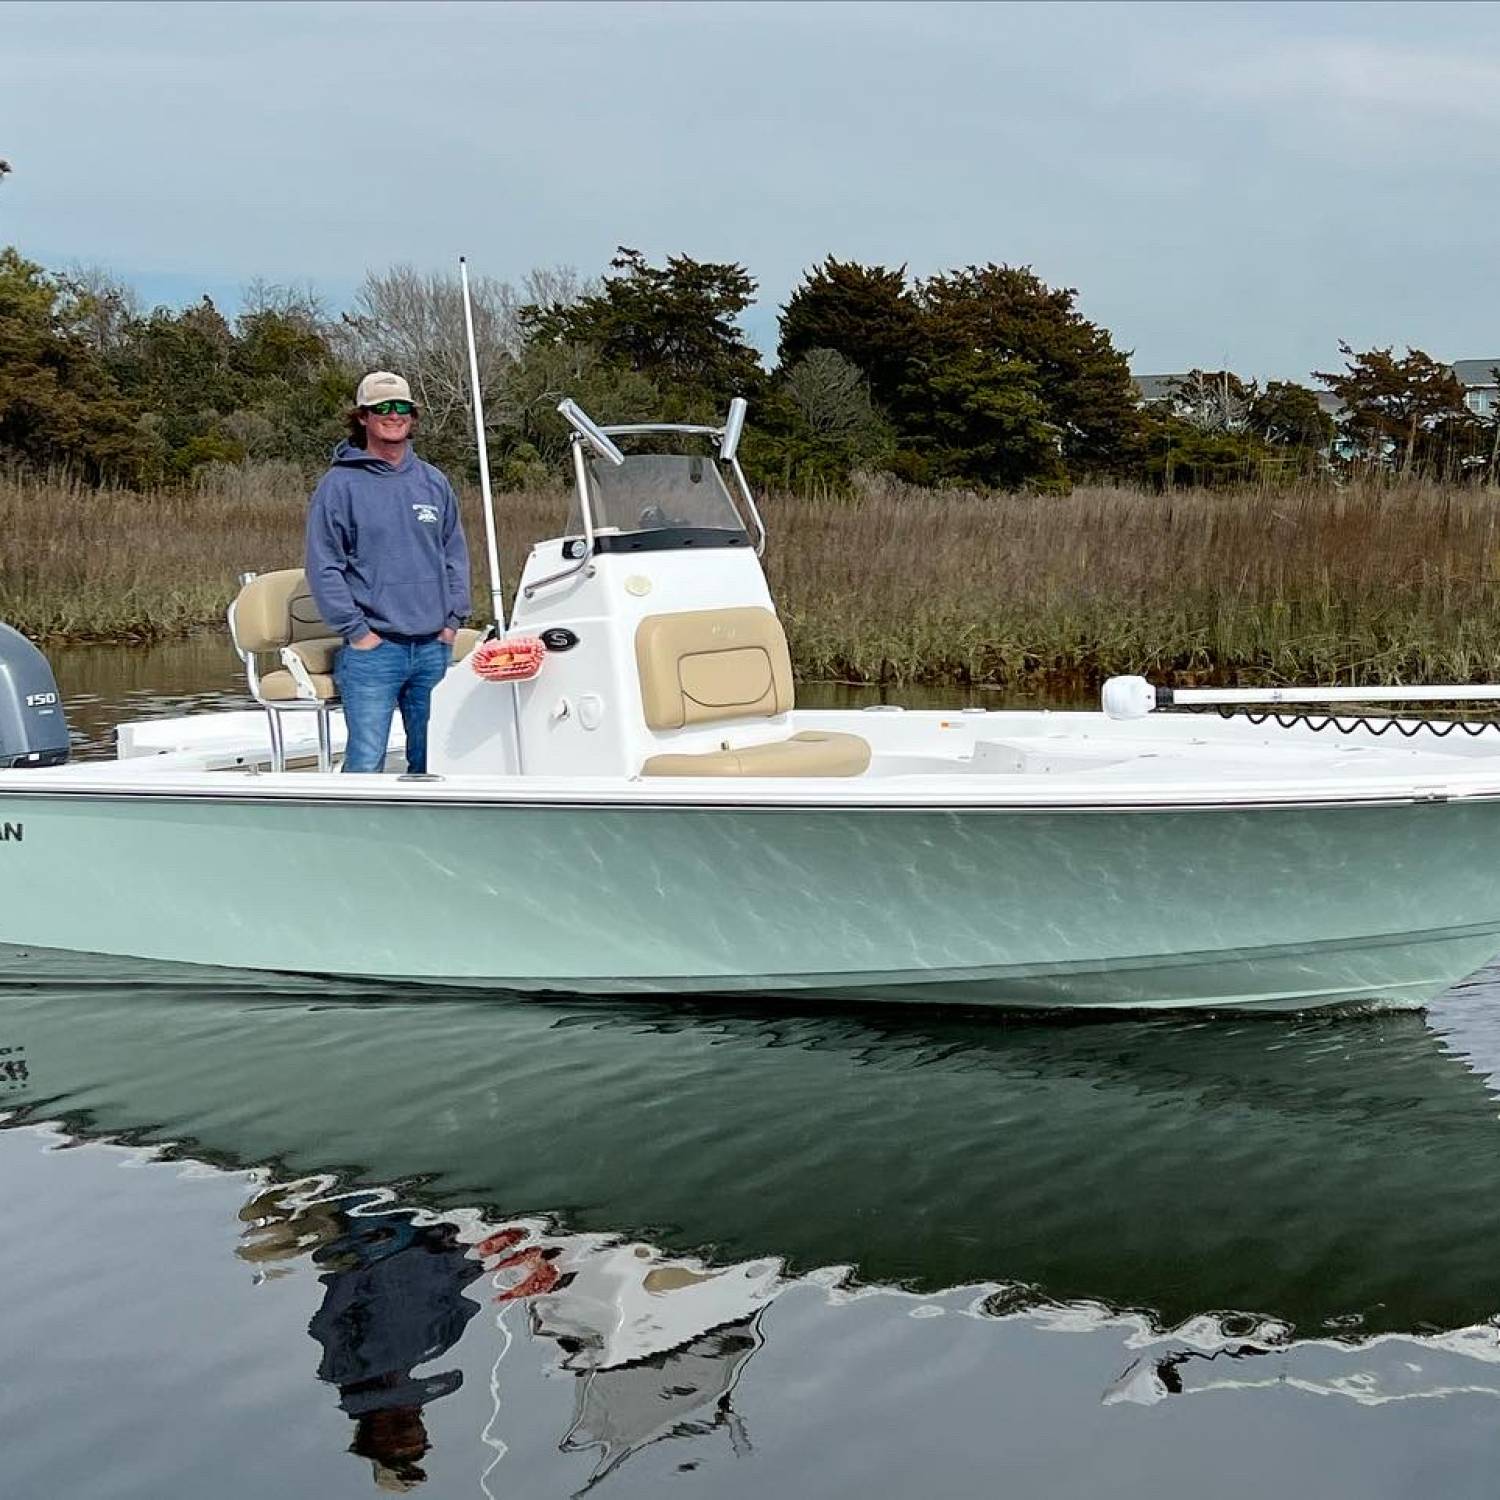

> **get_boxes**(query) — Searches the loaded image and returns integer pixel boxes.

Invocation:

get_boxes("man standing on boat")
[306,371,470,774]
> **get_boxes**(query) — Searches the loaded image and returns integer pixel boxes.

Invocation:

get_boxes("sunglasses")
[365,400,414,416]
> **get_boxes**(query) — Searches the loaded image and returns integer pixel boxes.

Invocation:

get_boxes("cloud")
[3,0,1499,382]
[1179,33,1500,149]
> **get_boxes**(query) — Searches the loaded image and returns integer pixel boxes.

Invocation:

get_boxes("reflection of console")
[526,1241,780,1372]
[507,1239,777,1490]
[561,1315,763,1487]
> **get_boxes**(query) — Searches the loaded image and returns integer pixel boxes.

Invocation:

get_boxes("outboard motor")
[0,623,69,768]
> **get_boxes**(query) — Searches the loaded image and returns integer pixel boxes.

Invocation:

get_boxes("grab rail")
[727,453,767,558]
[522,435,599,599]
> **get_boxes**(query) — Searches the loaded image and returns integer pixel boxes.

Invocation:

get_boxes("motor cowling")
[0,623,69,768]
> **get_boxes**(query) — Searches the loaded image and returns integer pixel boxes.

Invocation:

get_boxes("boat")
[7,355,1500,1009]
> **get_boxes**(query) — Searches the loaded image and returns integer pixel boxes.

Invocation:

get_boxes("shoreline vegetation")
[6,466,1500,691]
[9,241,1499,694]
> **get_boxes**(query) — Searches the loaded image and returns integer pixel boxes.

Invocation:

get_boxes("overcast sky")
[4,0,1498,382]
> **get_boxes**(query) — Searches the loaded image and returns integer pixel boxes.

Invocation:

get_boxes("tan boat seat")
[228,569,341,770]
[635,606,869,777]
[229,570,482,769]
[643,730,871,778]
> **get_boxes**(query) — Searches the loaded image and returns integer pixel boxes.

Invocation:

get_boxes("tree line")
[0,239,1493,493]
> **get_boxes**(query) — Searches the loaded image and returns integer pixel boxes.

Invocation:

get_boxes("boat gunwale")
[0,778,1494,815]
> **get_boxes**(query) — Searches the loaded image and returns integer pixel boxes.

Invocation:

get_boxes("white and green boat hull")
[2,781,1498,1011]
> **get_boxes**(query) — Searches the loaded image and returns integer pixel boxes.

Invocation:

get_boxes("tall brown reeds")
[4,463,1500,688]
[0,464,562,643]
[766,472,1500,687]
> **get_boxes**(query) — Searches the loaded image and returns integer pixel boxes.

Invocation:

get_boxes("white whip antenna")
[460,256,505,630]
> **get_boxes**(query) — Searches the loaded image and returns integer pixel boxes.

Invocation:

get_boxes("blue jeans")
[335,638,450,774]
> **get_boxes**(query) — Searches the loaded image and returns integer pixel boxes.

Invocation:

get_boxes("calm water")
[6,642,1500,1497]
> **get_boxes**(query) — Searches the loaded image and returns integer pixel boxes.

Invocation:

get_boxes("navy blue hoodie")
[305,441,471,644]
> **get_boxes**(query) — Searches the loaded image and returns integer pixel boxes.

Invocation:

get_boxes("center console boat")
[5,398,1500,1012]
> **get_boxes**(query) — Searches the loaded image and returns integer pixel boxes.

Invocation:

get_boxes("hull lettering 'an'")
[0,823,22,843]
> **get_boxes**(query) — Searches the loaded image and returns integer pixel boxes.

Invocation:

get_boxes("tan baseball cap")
[355,371,414,408]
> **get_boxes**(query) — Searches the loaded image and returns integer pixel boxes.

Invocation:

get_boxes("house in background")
[1131,373,1189,407]
[1315,391,1357,461]
[1133,364,1500,470]
[1451,360,1500,417]
[1137,364,1500,418]
[1131,372,1252,429]
[1132,370,1350,460]
[1314,391,1346,420]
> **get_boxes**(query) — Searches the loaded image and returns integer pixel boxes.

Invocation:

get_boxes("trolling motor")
[0,623,69,768]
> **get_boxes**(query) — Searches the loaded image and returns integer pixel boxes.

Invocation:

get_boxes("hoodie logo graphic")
[412,504,439,525]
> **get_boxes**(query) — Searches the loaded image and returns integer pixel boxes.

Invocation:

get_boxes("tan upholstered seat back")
[231,569,333,653]
[635,607,795,731]
[230,569,343,707]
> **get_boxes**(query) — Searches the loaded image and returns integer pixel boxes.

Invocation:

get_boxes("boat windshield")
[568,453,749,553]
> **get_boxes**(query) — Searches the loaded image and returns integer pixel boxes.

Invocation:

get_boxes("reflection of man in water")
[239,1188,776,1491]
[305,1210,487,1492]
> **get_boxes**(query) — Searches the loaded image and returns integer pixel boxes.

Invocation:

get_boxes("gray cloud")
[3,0,1497,380]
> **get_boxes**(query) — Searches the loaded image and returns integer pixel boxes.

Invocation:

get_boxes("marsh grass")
[5,464,1500,688]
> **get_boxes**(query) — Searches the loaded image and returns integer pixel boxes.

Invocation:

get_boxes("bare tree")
[60,262,142,354]
[520,264,595,316]
[336,262,593,450]
[784,348,869,437]
[1170,369,1256,434]
[240,277,328,331]
[335,265,514,437]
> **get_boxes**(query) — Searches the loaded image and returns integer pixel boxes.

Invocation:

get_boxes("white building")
[1451,360,1500,417]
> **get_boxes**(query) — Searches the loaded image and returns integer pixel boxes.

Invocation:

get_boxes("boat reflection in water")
[8,958,1500,1486]
[231,1182,772,1491]
[241,1196,485,1489]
